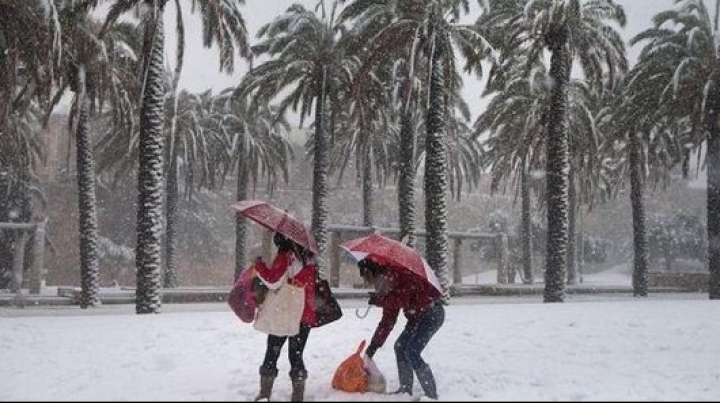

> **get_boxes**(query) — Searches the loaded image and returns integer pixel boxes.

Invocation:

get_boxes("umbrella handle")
[355,306,371,319]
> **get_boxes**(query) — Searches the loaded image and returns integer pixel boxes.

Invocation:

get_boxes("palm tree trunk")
[0,42,18,289]
[75,66,101,308]
[543,27,570,303]
[0,179,11,288]
[578,208,585,283]
[1,36,17,130]
[311,67,330,278]
[163,160,179,288]
[706,75,720,299]
[424,33,450,302]
[398,110,417,247]
[629,132,649,296]
[162,0,184,290]
[136,2,166,314]
[235,142,249,281]
[566,166,577,285]
[362,147,374,227]
[521,158,533,284]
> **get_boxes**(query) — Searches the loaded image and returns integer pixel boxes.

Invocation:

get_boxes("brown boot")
[291,378,305,402]
[254,375,276,401]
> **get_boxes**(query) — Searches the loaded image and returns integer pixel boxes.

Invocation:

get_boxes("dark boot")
[254,375,276,401]
[415,364,438,400]
[291,378,305,402]
[389,386,413,396]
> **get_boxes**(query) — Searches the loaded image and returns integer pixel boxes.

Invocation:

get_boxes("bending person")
[357,258,445,400]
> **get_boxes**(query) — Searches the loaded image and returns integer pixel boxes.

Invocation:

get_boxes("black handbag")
[313,276,343,328]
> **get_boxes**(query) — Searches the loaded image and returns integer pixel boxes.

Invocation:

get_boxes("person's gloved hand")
[368,291,379,306]
[365,343,379,358]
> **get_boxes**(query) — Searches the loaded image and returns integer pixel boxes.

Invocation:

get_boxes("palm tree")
[46,4,139,308]
[234,2,352,277]
[330,106,383,226]
[129,2,166,313]
[160,0,251,289]
[564,81,607,285]
[161,88,227,287]
[101,0,251,313]
[396,106,422,247]
[340,0,494,301]
[357,58,423,245]
[498,0,627,302]
[350,66,424,243]
[0,103,45,290]
[329,58,396,227]
[94,53,217,291]
[69,66,101,307]
[212,89,293,279]
[0,0,62,288]
[476,1,544,284]
[475,65,547,285]
[96,86,239,287]
[161,7,186,289]
[94,61,239,291]
[625,0,720,299]
[0,0,62,121]
[600,69,691,297]
[477,60,608,286]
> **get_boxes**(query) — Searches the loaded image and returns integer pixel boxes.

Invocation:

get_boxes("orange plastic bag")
[331,340,369,393]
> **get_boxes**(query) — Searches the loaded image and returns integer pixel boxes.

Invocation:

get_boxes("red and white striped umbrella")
[339,233,443,297]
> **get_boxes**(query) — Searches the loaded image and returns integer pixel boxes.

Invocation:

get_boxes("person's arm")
[365,304,400,358]
[254,251,293,284]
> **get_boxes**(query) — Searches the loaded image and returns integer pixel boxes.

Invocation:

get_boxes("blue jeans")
[394,301,445,390]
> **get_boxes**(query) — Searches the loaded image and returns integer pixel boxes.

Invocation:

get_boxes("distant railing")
[0,220,46,297]
[262,224,510,288]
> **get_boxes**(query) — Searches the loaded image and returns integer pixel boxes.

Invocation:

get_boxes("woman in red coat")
[252,232,318,402]
[358,258,445,400]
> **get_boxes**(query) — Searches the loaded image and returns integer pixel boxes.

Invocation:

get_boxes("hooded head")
[358,258,383,278]
[273,232,294,252]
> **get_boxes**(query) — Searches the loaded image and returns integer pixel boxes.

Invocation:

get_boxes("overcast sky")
[169,0,679,115]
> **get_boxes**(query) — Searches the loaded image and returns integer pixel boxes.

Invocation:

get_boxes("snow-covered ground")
[1,265,719,401]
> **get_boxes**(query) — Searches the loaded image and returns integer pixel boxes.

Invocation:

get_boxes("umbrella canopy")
[339,233,443,297]
[230,200,318,254]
